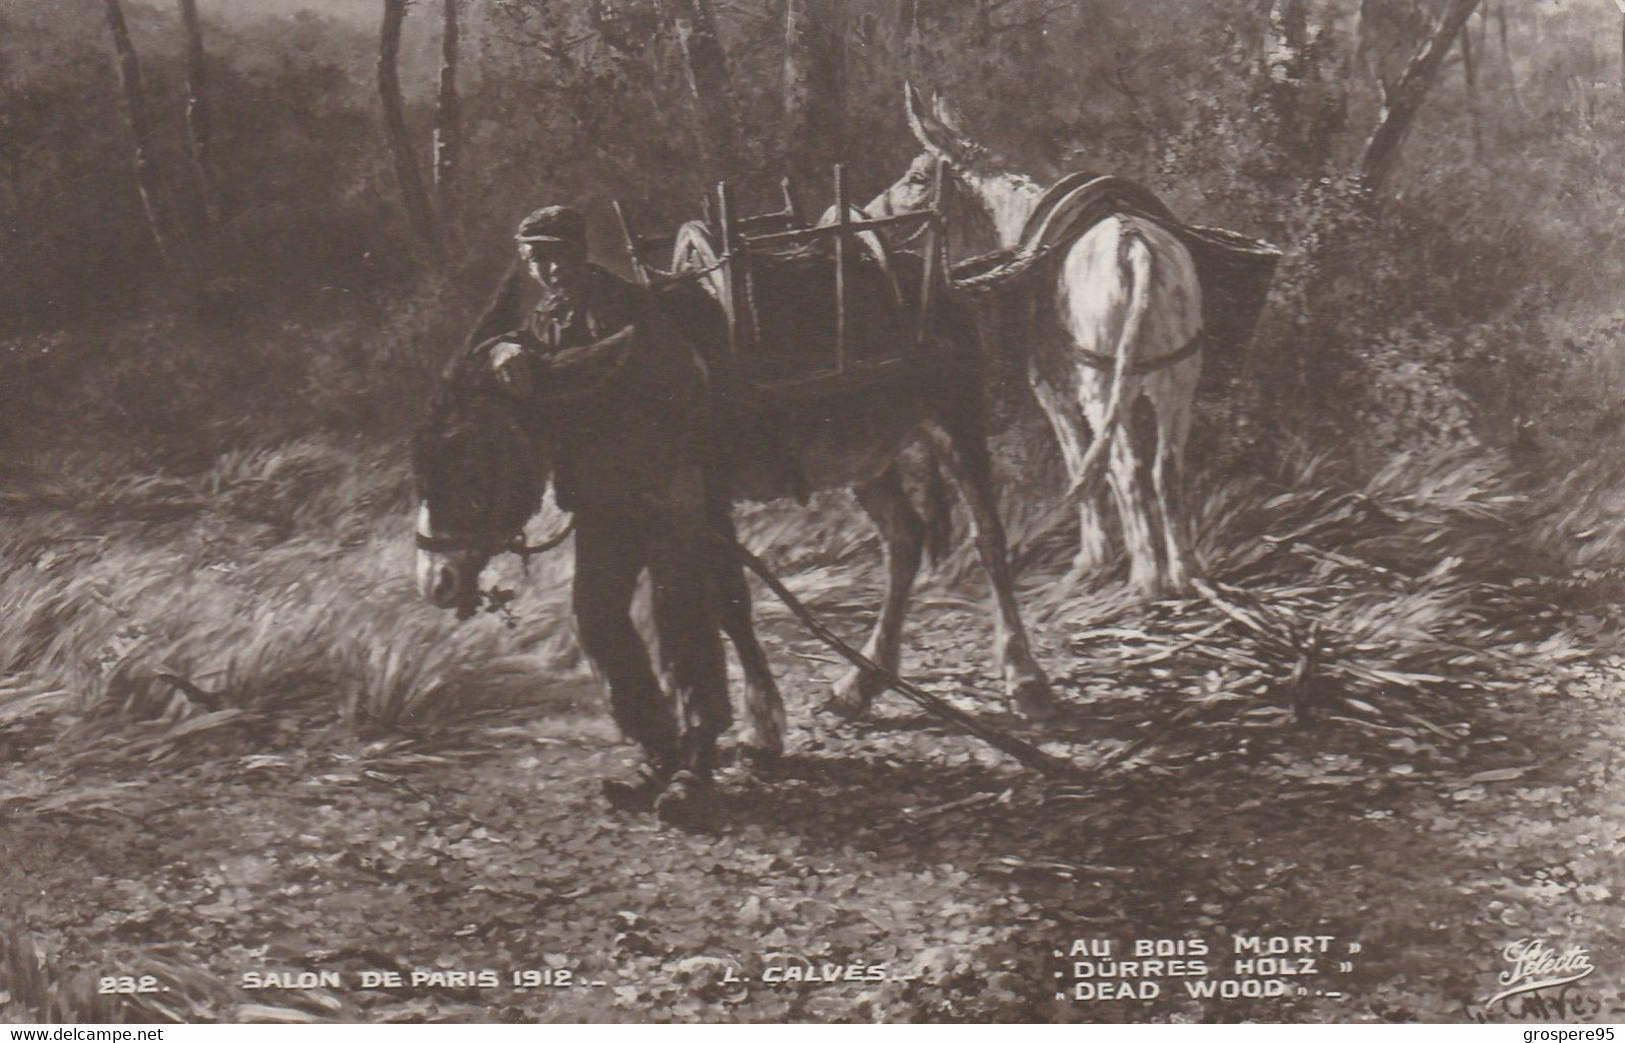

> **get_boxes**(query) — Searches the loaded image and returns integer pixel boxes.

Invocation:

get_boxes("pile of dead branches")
[1043,450,1579,763]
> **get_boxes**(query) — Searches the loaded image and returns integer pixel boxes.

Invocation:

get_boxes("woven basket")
[1176,224,1282,366]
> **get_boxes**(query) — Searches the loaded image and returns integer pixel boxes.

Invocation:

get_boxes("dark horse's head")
[412,338,549,619]
[412,326,647,618]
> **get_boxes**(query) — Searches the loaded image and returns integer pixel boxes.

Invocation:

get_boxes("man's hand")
[489,339,533,397]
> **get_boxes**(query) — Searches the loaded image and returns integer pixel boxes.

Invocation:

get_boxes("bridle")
[414,521,575,562]
[414,389,575,565]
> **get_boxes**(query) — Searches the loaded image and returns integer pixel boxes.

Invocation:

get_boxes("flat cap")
[515,205,587,246]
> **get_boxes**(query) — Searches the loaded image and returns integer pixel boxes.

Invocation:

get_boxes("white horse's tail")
[1067,223,1155,503]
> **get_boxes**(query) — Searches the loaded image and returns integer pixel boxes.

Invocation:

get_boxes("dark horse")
[412,251,1051,820]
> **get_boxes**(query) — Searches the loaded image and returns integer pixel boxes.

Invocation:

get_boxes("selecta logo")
[1486,938,1596,1009]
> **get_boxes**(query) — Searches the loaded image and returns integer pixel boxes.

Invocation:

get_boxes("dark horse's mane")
[413,263,717,530]
[411,259,546,528]
[419,258,531,428]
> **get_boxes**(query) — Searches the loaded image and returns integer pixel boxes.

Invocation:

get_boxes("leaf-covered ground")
[2,447,1623,1023]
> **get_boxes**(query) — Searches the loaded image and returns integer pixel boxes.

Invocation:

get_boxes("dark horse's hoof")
[1012,679,1061,721]
[824,667,882,721]
[653,770,715,829]
[601,764,669,813]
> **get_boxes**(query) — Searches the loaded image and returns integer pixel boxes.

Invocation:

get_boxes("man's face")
[524,243,586,297]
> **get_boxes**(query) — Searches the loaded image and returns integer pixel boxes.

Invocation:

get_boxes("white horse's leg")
[1143,363,1198,596]
[1149,420,1193,597]
[1075,487,1114,576]
[1031,367,1116,585]
[1104,412,1162,597]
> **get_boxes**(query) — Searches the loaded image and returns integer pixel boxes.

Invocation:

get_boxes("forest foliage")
[1,0,1623,510]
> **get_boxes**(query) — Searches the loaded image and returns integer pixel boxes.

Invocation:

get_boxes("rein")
[415,520,575,562]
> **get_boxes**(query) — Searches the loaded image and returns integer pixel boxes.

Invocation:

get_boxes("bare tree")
[1615,0,1625,89]
[1356,0,1438,95]
[379,0,444,263]
[177,0,221,227]
[1459,11,1481,160]
[1360,0,1482,192]
[897,0,918,74]
[1492,2,1523,111]
[102,0,181,266]
[1263,0,1310,134]
[434,0,462,239]
[783,0,847,178]
[662,0,744,178]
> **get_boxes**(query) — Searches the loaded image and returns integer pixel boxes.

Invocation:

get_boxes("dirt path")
[4,590,1623,1024]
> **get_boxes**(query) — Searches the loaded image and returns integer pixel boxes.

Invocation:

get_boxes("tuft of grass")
[0,429,1585,791]
[1039,447,1571,767]
[0,438,578,778]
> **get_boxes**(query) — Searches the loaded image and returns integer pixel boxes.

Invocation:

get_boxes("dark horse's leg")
[925,407,1055,717]
[647,469,732,824]
[572,511,680,810]
[826,463,926,719]
[710,500,786,763]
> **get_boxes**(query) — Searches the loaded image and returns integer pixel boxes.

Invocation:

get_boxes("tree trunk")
[662,0,744,179]
[783,0,847,180]
[434,0,462,241]
[1264,0,1309,138]
[897,0,918,75]
[1459,12,1481,160]
[379,0,444,263]
[1615,0,1625,89]
[1359,0,1482,193]
[102,0,178,265]
[176,0,221,227]
[1495,2,1523,111]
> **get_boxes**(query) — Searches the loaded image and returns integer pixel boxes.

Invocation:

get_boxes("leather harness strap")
[414,521,575,560]
[1069,326,1205,376]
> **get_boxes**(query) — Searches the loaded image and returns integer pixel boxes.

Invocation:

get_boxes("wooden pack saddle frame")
[612,163,951,393]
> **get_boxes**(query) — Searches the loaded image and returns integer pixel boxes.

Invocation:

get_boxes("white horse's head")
[863,84,1044,251]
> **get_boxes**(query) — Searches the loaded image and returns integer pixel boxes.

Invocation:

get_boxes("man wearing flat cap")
[465,205,694,815]
[480,204,644,357]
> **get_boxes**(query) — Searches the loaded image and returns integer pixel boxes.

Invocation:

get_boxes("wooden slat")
[742,211,932,247]
[915,158,947,345]
[736,214,801,236]
[833,163,848,374]
[716,180,740,360]
[780,176,803,225]
[611,199,648,288]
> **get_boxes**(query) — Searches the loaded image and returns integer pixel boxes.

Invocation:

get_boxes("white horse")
[868,86,1205,599]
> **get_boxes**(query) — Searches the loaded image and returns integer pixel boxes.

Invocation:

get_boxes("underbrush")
[0,436,583,784]
[0,426,1599,802]
[965,445,1582,778]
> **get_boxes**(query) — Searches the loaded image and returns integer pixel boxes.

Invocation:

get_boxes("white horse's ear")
[489,340,534,398]
[930,90,968,136]
[907,82,976,164]
[904,82,939,153]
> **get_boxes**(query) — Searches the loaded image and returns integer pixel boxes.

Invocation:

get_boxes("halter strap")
[415,521,575,560]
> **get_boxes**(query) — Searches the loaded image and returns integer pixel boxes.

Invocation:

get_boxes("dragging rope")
[719,534,1084,781]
